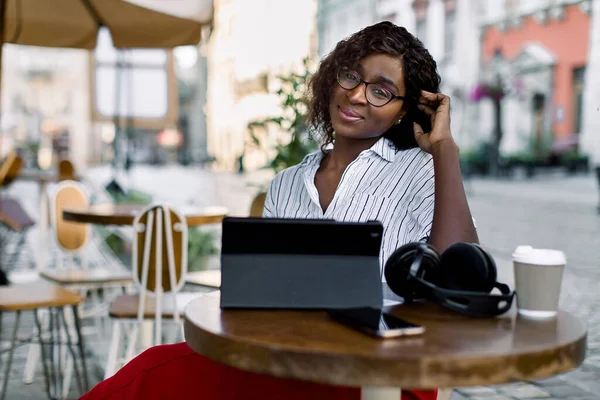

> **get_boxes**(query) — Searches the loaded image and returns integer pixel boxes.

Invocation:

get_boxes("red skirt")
[81,342,437,400]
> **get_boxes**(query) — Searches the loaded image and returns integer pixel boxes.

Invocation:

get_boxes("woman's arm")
[413,90,478,252]
[427,140,478,252]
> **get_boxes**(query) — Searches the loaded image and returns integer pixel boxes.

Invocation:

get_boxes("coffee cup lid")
[512,245,566,265]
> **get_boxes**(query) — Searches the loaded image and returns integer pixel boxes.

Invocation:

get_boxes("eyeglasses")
[336,67,405,107]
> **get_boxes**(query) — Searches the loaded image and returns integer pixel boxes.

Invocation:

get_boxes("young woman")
[81,22,477,400]
[263,21,477,265]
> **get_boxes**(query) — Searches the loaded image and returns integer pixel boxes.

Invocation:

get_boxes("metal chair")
[104,204,200,378]
[23,181,131,396]
[48,180,90,269]
[0,282,89,400]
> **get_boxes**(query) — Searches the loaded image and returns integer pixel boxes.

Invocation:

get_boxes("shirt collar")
[300,136,397,167]
[366,137,397,162]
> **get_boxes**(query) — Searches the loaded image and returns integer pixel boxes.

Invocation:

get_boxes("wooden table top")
[40,266,133,285]
[63,203,228,226]
[184,292,587,389]
[0,282,84,311]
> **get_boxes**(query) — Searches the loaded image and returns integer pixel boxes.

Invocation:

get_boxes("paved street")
[455,174,600,400]
[1,165,599,399]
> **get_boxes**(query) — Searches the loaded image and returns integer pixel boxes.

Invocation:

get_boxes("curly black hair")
[308,21,441,151]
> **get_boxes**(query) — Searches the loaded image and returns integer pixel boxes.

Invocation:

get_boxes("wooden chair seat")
[40,266,133,286]
[109,293,203,319]
[0,282,84,311]
[186,270,221,288]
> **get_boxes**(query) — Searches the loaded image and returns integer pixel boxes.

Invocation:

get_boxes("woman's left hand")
[413,90,456,154]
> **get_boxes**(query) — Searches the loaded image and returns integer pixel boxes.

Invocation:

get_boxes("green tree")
[247,57,317,173]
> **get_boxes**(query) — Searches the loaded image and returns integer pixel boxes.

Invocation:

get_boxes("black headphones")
[384,242,515,317]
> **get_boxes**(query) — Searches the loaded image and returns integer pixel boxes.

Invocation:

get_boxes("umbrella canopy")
[1,0,212,49]
[0,0,213,146]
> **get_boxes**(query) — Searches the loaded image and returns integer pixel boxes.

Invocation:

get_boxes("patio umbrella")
[1,0,211,49]
[0,0,212,176]
[0,0,213,93]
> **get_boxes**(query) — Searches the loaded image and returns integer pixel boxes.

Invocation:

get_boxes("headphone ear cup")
[384,242,441,300]
[471,243,497,286]
[439,243,495,293]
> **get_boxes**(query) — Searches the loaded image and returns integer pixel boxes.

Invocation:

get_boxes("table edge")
[183,307,587,388]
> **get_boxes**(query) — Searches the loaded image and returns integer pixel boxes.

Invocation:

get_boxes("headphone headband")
[413,276,514,317]
[385,242,515,317]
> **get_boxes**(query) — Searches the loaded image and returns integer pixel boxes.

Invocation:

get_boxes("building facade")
[317,0,378,57]
[479,0,593,156]
[316,0,598,160]
[580,0,600,166]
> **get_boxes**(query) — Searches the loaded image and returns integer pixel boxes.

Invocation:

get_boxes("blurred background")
[1,1,600,399]
[2,0,599,177]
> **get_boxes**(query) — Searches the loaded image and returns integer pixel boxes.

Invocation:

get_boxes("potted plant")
[247,57,317,175]
[187,227,219,272]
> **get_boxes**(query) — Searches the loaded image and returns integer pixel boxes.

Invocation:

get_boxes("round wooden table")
[63,204,228,227]
[184,292,587,399]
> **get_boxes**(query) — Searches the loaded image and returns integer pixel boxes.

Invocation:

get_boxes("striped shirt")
[263,137,435,273]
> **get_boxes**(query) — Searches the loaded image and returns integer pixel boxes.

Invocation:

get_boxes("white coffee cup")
[512,245,566,320]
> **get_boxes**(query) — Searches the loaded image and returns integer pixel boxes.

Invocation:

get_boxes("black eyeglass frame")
[336,67,406,107]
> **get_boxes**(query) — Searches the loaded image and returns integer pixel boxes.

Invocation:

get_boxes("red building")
[482,3,590,147]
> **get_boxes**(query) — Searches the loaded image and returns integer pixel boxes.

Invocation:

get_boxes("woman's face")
[329,53,407,141]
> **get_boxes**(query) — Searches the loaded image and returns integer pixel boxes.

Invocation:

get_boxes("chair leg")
[104,321,122,380]
[23,309,46,384]
[59,307,83,398]
[33,310,52,399]
[72,306,89,392]
[0,311,21,400]
[89,289,103,340]
[124,322,139,363]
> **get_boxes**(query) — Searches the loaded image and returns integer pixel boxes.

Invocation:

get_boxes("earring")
[396,118,402,125]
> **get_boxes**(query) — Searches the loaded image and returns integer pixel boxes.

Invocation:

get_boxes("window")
[93,27,171,122]
[572,66,585,134]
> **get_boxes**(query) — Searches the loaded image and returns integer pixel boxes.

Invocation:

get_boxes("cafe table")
[184,292,587,400]
[62,203,228,227]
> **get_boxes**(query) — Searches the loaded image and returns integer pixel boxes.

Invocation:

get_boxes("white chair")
[104,204,200,379]
[23,180,131,398]
[40,180,132,321]
[49,180,91,269]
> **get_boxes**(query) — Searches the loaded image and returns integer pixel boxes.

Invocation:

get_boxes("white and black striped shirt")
[263,137,435,272]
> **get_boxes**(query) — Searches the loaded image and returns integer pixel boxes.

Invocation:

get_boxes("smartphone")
[327,307,425,338]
